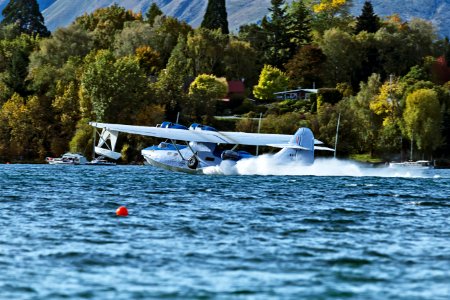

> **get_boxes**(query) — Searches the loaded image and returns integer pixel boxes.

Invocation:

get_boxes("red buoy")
[116,206,128,217]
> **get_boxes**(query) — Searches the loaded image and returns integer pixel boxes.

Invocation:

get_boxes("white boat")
[45,153,88,165]
[389,160,432,169]
[87,156,116,166]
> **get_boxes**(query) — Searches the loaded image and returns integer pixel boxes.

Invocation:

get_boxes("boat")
[45,153,88,165]
[388,160,432,169]
[87,155,116,166]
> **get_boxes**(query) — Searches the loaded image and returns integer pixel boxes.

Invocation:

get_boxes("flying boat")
[89,121,334,174]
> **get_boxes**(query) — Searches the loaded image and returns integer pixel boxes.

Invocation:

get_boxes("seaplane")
[89,121,334,174]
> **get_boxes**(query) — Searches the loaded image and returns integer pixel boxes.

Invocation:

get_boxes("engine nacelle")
[189,123,217,131]
[160,121,188,130]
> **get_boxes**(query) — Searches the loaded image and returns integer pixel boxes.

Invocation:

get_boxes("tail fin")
[274,127,315,165]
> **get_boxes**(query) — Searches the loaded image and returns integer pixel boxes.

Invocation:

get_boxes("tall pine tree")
[355,1,380,34]
[1,0,50,37]
[201,0,229,34]
[145,3,163,25]
[261,0,291,69]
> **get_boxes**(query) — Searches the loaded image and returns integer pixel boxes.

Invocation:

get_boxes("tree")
[287,0,312,48]
[187,28,228,77]
[201,0,229,34]
[223,39,258,83]
[318,27,361,86]
[155,36,192,120]
[74,4,140,49]
[285,45,326,88]
[310,0,352,33]
[113,21,153,57]
[149,16,193,65]
[261,0,291,68]
[253,65,289,101]
[1,0,50,37]
[187,74,227,118]
[51,81,81,154]
[81,50,147,123]
[145,3,163,25]
[0,32,37,97]
[348,73,383,155]
[0,93,32,157]
[135,46,162,76]
[29,24,93,69]
[403,88,442,155]
[355,1,380,34]
[238,23,267,61]
[375,17,437,77]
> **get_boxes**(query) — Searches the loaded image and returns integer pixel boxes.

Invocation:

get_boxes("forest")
[0,0,450,163]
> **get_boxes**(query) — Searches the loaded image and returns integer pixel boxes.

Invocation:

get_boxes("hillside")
[0,1,448,37]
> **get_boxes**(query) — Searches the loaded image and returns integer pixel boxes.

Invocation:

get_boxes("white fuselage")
[141,141,223,173]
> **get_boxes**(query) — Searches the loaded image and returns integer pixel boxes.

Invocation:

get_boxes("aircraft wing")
[89,122,324,146]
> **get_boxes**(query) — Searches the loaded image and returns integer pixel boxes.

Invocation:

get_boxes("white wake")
[202,155,429,177]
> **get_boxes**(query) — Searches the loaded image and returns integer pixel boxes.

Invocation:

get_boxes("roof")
[227,80,245,93]
[273,88,318,95]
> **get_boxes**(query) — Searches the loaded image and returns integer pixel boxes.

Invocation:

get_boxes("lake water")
[1,161,449,299]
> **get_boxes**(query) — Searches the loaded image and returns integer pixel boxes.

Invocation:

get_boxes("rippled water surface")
[1,164,450,299]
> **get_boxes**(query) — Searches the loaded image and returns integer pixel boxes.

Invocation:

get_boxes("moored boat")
[45,153,88,165]
[388,160,432,169]
[87,155,116,166]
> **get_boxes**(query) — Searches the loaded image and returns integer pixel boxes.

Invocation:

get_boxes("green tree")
[285,45,326,88]
[135,46,162,76]
[187,74,227,118]
[113,21,153,57]
[353,30,381,87]
[155,36,192,120]
[253,65,289,101]
[403,88,442,156]
[348,73,383,155]
[145,3,163,25]
[187,28,228,76]
[318,27,362,86]
[287,0,312,49]
[238,23,267,61]
[0,32,37,97]
[355,1,380,34]
[201,0,229,34]
[1,0,50,37]
[309,0,353,33]
[0,93,32,157]
[223,39,258,83]
[261,0,291,68]
[81,50,147,123]
[261,112,308,134]
[51,81,81,154]
[74,4,140,49]
[149,16,193,65]
[375,16,437,77]
[29,24,93,69]
[26,94,54,158]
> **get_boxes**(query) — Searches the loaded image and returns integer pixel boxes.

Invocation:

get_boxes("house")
[226,80,246,101]
[273,88,318,101]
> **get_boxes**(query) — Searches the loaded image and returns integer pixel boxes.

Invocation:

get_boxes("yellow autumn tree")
[403,89,442,154]
[313,0,347,14]
[369,76,403,126]
[309,0,351,33]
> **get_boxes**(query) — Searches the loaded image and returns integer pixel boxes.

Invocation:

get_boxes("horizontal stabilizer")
[314,146,335,151]
[94,147,121,160]
[267,144,311,150]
